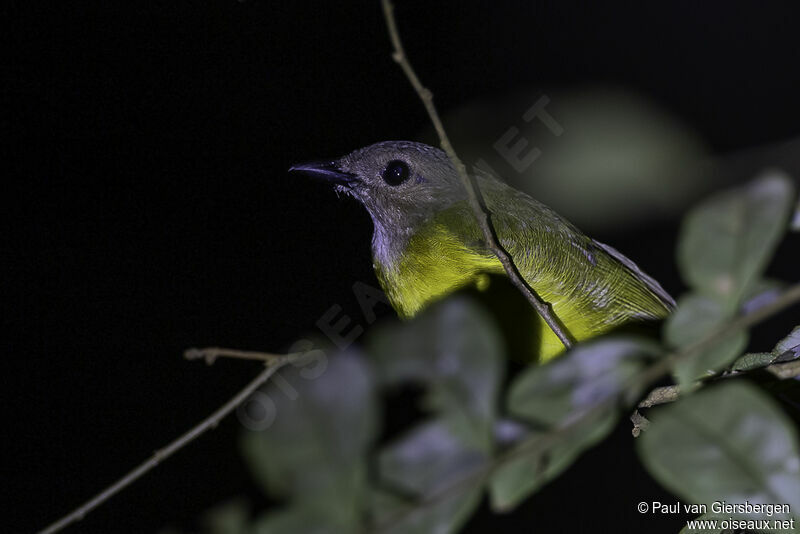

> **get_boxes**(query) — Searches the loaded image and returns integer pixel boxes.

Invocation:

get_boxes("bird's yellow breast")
[375,221,504,319]
[372,220,572,361]
[373,207,671,362]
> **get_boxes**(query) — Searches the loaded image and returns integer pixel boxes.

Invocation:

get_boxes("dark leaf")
[369,297,503,451]
[373,417,486,534]
[731,352,775,372]
[201,498,249,534]
[377,418,488,498]
[240,349,377,524]
[638,382,800,522]
[489,338,657,510]
[774,326,800,359]
[251,505,352,534]
[732,325,800,371]
[368,486,482,534]
[677,172,794,308]
[488,413,615,511]
[508,337,660,425]
[665,294,748,389]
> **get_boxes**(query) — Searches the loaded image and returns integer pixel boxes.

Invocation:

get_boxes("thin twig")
[37,353,294,534]
[635,358,800,411]
[630,410,651,437]
[629,357,800,436]
[380,0,574,350]
[184,346,284,365]
[368,281,800,532]
[630,386,677,437]
[766,358,800,380]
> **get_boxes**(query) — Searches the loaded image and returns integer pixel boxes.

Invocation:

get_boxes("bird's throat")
[372,220,502,319]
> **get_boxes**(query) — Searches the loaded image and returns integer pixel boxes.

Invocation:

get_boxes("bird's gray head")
[290,141,466,233]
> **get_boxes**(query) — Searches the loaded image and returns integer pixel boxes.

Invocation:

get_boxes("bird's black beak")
[288,160,357,185]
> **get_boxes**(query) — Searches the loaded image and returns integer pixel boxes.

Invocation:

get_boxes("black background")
[5,2,800,533]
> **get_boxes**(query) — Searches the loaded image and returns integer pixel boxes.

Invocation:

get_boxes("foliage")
[639,382,800,523]
[190,171,799,534]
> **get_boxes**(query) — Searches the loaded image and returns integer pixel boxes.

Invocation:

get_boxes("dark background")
[5,2,800,533]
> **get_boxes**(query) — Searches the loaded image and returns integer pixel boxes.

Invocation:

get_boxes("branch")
[184,346,284,365]
[380,0,574,350]
[630,410,651,437]
[38,351,294,534]
[766,358,800,380]
[634,357,800,412]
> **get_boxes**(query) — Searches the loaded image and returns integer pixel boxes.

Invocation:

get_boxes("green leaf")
[731,325,800,372]
[369,297,504,451]
[774,326,800,358]
[377,418,487,497]
[488,413,615,511]
[508,337,660,425]
[740,278,787,315]
[201,498,249,534]
[374,418,485,534]
[240,350,377,524]
[731,352,775,372]
[251,505,352,534]
[368,486,483,534]
[665,294,748,388]
[488,338,657,511]
[677,172,794,308]
[638,382,800,523]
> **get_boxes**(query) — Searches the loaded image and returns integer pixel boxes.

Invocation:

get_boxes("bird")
[290,141,674,362]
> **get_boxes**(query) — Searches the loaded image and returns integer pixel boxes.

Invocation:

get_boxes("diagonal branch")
[380,0,574,350]
[184,346,284,365]
[37,352,294,534]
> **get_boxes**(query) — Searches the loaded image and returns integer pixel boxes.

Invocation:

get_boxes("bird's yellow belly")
[374,234,610,362]
[373,217,670,363]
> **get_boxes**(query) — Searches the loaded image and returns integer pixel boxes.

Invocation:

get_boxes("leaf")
[508,337,661,426]
[677,172,794,308]
[488,338,657,511]
[368,297,504,451]
[731,352,775,372]
[239,349,377,524]
[488,413,615,511]
[201,498,250,534]
[377,418,487,497]
[251,505,352,534]
[638,382,800,523]
[731,325,800,372]
[791,200,800,232]
[740,278,787,315]
[492,418,528,448]
[665,294,748,389]
[368,486,483,534]
[374,418,485,534]
[774,326,800,359]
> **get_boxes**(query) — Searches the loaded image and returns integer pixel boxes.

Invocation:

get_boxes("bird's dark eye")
[382,160,410,186]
